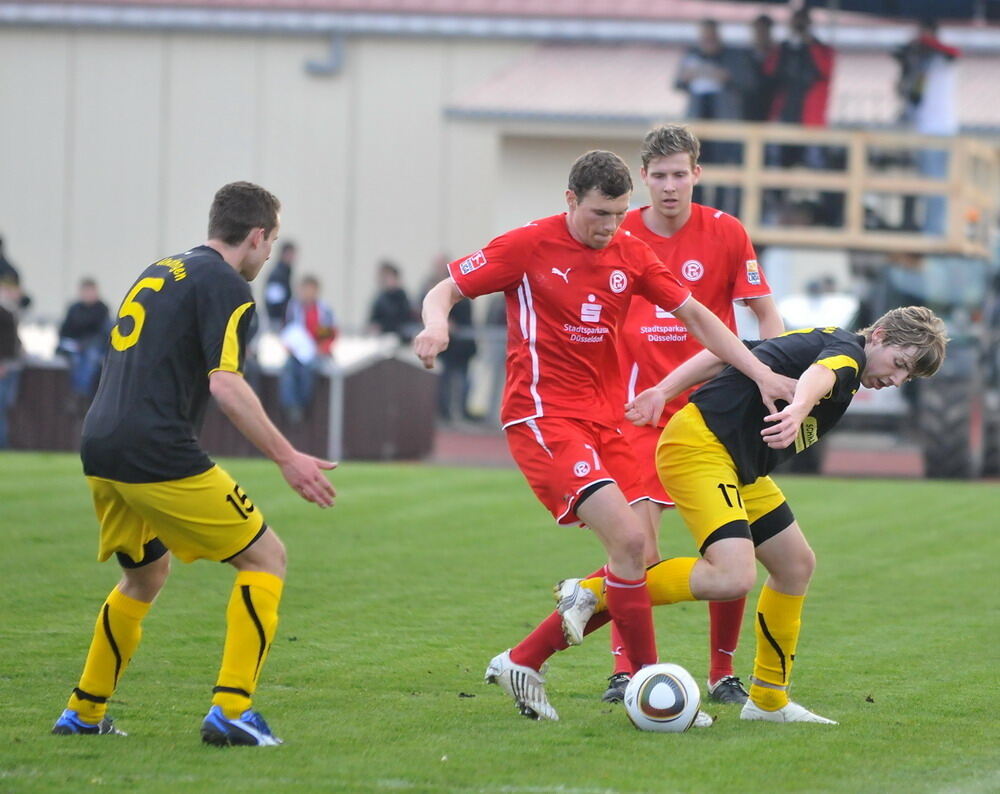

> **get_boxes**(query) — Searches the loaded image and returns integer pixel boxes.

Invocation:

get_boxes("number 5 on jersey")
[111,277,166,351]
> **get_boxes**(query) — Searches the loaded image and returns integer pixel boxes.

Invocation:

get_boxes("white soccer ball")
[623,663,701,733]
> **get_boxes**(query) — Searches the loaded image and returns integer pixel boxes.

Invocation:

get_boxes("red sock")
[509,565,607,672]
[604,570,657,669]
[608,622,634,676]
[708,597,746,684]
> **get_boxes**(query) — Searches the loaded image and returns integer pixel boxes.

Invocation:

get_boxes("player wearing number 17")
[52,182,337,745]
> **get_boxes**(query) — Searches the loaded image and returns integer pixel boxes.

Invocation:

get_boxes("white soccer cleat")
[691,710,716,728]
[553,578,597,646]
[485,650,559,721]
[740,699,838,724]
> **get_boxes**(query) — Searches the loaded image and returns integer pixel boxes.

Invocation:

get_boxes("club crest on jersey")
[581,294,603,323]
[573,461,592,477]
[746,259,761,285]
[459,250,487,275]
[681,260,704,282]
[609,270,628,294]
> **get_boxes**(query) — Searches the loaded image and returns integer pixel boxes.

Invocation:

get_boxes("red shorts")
[621,421,674,506]
[505,417,646,525]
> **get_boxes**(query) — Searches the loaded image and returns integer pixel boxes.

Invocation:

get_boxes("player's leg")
[576,484,658,670]
[740,519,835,724]
[207,528,287,725]
[55,541,170,735]
[604,498,661,701]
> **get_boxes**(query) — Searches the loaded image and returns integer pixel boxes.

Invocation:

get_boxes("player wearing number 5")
[53,182,336,746]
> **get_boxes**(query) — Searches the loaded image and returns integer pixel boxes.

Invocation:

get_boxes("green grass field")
[1,451,997,793]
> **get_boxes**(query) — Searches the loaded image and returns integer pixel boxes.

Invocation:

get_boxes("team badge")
[573,461,592,477]
[459,250,487,275]
[680,260,704,282]
[746,259,761,285]
[609,270,628,294]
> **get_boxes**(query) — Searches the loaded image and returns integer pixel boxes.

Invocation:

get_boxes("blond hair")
[859,306,949,378]
[640,124,700,170]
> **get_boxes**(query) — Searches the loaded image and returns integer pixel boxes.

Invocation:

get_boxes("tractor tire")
[918,379,979,479]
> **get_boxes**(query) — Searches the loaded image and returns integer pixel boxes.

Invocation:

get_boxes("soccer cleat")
[691,710,716,728]
[554,578,597,646]
[200,705,284,746]
[601,673,631,704]
[484,650,559,721]
[707,675,749,704]
[51,708,126,736]
[740,699,838,724]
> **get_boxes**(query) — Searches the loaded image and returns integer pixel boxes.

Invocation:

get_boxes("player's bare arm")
[743,295,785,338]
[674,298,796,413]
[414,277,464,369]
[760,363,837,450]
[624,349,727,427]
[209,370,337,507]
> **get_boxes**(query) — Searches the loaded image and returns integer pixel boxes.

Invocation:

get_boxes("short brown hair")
[567,150,633,199]
[859,305,949,378]
[640,124,701,170]
[207,181,281,246]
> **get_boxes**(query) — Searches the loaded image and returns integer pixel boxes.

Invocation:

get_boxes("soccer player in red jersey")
[414,150,795,721]
[599,124,785,705]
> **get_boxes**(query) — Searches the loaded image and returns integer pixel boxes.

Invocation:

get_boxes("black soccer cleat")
[52,708,126,736]
[601,673,631,704]
[200,706,283,747]
[707,675,749,704]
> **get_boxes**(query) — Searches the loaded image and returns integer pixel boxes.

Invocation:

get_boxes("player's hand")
[760,404,808,449]
[413,324,449,369]
[754,370,798,415]
[625,387,668,427]
[279,452,337,507]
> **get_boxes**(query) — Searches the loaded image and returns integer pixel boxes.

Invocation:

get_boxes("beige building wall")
[0,27,530,328]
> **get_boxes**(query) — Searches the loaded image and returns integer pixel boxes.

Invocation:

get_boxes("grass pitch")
[0,451,997,793]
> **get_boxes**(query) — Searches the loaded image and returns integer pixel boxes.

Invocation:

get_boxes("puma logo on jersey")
[551,267,572,283]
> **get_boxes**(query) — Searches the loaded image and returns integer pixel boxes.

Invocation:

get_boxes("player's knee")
[788,545,816,587]
[718,564,756,600]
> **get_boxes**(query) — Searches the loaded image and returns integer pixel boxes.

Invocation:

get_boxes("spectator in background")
[57,277,111,414]
[675,19,746,215]
[894,18,960,235]
[264,242,297,329]
[422,255,478,424]
[0,236,31,310]
[0,282,23,449]
[368,260,413,341]
[766,8,834,129]
[675,19,746,124]
[279,275,337,424]
[741,14,778,122]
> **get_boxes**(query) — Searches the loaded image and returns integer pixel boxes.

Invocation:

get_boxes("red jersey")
[618,204,771,427]
[448,213,690,430]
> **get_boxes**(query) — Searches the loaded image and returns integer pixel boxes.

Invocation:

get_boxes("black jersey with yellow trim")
[81,245,255,483]
[690,327,866,485]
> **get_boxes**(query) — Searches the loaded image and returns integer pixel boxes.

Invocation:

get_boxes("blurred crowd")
[677,11,959,231]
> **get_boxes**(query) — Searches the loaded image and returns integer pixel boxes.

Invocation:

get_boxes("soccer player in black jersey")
[52,182,336,746]
[554,306,947,724]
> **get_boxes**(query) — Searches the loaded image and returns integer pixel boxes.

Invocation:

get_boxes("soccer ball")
[623,663,701,733]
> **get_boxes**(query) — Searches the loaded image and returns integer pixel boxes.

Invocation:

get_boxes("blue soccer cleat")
[52,708,126,736]
[200,705,283,747]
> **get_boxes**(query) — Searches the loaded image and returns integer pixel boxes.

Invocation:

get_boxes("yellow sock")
[67,586,151,724]
[749,584,805,711]
[212,570,284,719]
[645,557,697,605]
[581,557,697,613]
